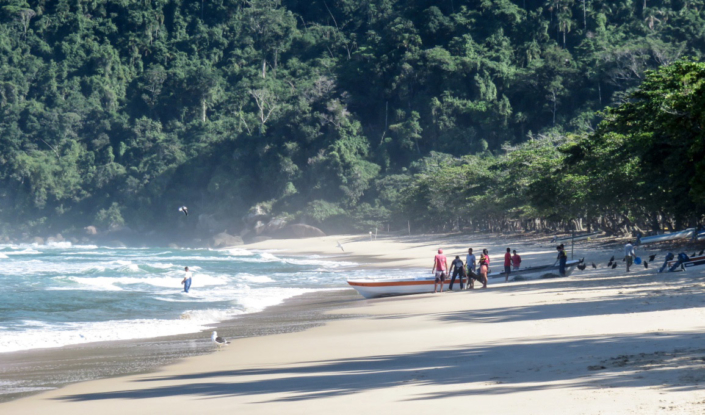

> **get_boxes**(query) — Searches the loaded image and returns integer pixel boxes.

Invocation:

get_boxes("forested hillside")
[0,0,703,241]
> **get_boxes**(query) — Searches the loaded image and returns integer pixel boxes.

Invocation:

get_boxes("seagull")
[336,241,345,252]
[211,331,230,349]
[591,262,597,269]
[178,206,189,216]
[611,262,617,269]
[648,254,656,262]
[644,261,649,269]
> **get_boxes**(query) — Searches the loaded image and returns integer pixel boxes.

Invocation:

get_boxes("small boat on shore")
[347,260,581,298]
[346,276,461,299]
[488,260,581,279]
[637,228,695,245]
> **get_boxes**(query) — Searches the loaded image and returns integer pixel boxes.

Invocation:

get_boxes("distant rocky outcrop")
[210,231,244,248]
[273,224,326,239]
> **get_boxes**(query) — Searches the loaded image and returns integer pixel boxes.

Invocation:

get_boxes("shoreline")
[4,232,705,413]
[0,288,362,403]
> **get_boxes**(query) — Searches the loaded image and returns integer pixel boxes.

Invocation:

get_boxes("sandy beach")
[3,233,705,414]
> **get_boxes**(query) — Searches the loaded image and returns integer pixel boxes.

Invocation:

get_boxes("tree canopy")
[0,0,703,239]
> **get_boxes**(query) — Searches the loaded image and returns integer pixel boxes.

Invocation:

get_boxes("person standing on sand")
[557,245,567,277]
[624,240,636,272]
[477,249,489,289]
[504,248,512,282]
[449,255,466,291]
[466,248,477,289]
[181,266,192,293]
[512,250,521,270]
[432,249,448,293]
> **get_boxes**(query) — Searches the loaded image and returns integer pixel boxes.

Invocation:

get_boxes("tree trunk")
[201,98,207,122]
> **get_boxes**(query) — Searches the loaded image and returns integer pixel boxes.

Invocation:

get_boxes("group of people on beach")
[432,248,522,293]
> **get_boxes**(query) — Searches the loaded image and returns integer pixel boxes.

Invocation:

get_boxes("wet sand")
[3,232,705,414]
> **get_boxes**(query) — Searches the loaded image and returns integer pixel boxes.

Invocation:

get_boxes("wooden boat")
[347,260,581,298]
[346,276,463,299]
[551,231,602,243]
[637,228,694,245]
[489,260,581,279]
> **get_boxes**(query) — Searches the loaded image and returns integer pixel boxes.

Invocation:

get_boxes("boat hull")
[347,277,467,299]
[638,229,694,245]
[489,260,580,279]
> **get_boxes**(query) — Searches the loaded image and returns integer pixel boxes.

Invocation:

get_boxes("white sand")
[3,233,705,414]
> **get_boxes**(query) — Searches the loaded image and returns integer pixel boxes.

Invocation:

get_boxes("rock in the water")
[273,224,326,239]
[210,232,244,248]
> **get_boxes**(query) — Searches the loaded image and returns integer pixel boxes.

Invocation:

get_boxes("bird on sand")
[579,258,585,263]
[336,241,345,252]
[211,331,230,349]
[699,249,704,255]
[178,206,189,216]
[608,259,613,267]
[648,254,656,262]
[611,262,618,269]
[644,261,649,269]
[577,263,587,271]
[609,256,615,262]
[692,252,697,257]
[591,262,597,269]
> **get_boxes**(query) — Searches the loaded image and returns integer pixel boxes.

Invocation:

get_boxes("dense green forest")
[0,0,704,242]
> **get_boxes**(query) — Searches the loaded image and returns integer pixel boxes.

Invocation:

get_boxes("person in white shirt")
[624,241,636,272]
[465,248,477,289]
[181,266,193,293]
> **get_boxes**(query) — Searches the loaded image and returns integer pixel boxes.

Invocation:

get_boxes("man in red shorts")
[432,249,448,293]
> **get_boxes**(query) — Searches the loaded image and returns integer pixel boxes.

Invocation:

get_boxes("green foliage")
[0,0,703,237]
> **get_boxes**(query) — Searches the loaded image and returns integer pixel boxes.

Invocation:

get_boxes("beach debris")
[587,365,606,371]
[178,206,189,216]
[592,262,597,269]
[644,261,649,269]
[212,331,230,349]
[611,262,618,269]
[336,240,345,252]
[649,254,656,262]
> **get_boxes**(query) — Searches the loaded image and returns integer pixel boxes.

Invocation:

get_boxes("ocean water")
[0,243,404,354]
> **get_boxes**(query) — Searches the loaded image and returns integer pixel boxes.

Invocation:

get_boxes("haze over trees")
[0,0,703,241]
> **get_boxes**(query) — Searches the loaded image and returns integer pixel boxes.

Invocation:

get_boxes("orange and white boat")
[346,276,465,299]
[347,260,581,299]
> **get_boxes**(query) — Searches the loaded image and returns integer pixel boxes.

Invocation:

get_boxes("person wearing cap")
[432,249,448,293]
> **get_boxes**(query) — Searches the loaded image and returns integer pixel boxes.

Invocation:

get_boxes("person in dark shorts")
[448,255,466,290]
[504,247,512,282]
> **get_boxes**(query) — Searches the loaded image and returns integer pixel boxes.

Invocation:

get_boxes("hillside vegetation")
[0,0,704,241]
